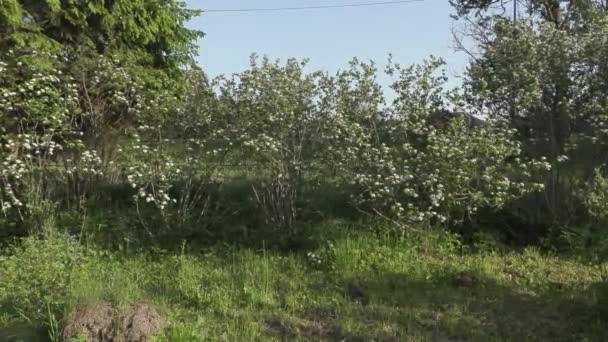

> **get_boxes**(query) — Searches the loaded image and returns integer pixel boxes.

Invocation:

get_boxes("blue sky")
[184,0,469,87]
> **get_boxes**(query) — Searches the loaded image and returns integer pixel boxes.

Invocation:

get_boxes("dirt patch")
[62,301,115,342]
[117,303,164,342]
[61,302,164,342]
[266,316,337,339]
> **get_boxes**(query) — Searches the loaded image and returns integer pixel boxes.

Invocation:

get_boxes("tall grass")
[1,223,607,341]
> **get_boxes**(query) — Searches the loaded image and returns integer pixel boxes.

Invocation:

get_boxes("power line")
[204,0,424,13]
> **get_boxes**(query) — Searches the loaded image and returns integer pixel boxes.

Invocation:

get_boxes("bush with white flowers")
[324,57,549,227]
[0,46,551,235]
[216,56,328,229]
[0,47,182,221]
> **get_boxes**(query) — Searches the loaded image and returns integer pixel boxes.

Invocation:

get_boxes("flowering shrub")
[0,50,83,223]
[0,48,185,224]
[0,47,550,236]
[324,58,549,227]
[216,56,328,229]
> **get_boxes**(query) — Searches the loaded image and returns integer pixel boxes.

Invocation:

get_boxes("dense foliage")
[0,0,202,71]
[1,0,608,250]
[452,1,608,242]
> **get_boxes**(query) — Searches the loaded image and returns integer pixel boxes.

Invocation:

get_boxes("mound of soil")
[117,303,164,342]
[61,302,164,342]
[62,301,114,342]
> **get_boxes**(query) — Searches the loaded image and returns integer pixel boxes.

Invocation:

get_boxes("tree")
[0,1,204,229]
[450,0,605,26]
[0,0,203,72]
[453,0,608,227]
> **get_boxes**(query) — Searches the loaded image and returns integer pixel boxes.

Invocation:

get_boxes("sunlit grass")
[1,225,607,341]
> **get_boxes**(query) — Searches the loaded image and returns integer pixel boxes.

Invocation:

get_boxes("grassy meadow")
[1,220,607,341]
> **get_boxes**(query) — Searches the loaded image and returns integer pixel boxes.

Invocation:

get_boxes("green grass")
[1,224,607,341]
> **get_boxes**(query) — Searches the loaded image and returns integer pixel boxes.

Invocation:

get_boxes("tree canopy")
[0,0,203,71]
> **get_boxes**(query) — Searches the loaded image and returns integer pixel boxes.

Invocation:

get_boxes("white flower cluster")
[118,133,182,211]
[62,149,104,177]
[1,181,23,212]
[0,133,70,213]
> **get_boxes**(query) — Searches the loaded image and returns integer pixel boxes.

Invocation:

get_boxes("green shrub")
[585,169,608,222]
[0,234,86,318]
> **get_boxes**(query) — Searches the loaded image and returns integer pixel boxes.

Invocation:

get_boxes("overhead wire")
[204,0,425,13]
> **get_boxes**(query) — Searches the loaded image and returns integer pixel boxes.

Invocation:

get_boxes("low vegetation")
[1,225,607,341]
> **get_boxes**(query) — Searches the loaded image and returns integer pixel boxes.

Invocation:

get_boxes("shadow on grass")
[50,177,364,254]
[2,264,607,341]
[332,271,608,341]
[0,323,49,342]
